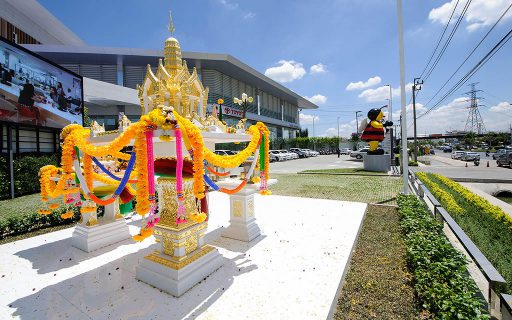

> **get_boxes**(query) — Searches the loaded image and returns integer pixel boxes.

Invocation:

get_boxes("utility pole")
[397,0,409,194]
[412,77,423,162]
[337,116,340,149]
[386,85,394,164]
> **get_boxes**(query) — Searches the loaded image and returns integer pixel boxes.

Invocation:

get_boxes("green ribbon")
[259,134,265,171]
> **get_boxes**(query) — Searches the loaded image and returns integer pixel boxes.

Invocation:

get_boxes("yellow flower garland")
[134,121,150,215]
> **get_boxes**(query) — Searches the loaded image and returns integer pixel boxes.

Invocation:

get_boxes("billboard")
[0,37,83,128]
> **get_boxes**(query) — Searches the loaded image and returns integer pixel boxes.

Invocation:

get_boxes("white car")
[350,148,370,160]
[339,148,351,155]
[279,150,294,160]
[303,149,319,157]
[283,150,298,159]
[269,150,286,161]
[451,151,465,159]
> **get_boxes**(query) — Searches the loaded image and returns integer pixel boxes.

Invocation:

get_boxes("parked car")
[269,150,286,161]
[443,146,453,153]
[289,148,308,158]
[339,148,351,155]
[461,152,480,161]
[214,150,237,156]
[303,149,319,157]
[282,149,298,160]
[350,147,370,160]
[493,149,507,160]
[451,151,465,159]
[497,152,512,167]
[269,152,278,162]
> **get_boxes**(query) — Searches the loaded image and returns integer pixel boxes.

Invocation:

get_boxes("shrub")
[416,172,464,215]
[432,173,512,228]
[397,194,488,319]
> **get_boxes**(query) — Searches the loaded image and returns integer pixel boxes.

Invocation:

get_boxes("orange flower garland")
[83,153,94,193]
[134,122,150,215]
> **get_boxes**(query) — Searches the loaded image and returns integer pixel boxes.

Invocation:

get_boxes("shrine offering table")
[216,179,277,242]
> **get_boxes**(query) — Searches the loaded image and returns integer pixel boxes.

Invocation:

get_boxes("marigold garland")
[134,122,150,215]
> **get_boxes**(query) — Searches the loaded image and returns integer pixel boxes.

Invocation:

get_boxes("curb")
[297,171,391,177]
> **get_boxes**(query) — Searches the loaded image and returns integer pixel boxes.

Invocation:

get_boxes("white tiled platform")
[0,193,366,320]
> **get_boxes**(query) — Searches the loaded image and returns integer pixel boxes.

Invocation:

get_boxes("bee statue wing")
[358,118,368,133]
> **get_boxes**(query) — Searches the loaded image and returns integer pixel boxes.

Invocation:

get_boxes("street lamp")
[355,111,363,134]
[233,93,253,119]
[385,84,394,163]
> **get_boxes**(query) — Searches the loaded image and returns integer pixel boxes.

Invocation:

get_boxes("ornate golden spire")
[164,10,182,73]
[167,11,175,36]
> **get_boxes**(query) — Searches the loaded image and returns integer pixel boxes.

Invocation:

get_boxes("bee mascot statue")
[359,106,393,155]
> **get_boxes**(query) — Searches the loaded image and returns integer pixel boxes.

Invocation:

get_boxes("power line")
[423,0,472,81]
[418,25,512,119]
[419,0,461,79]
[420,2,512,112]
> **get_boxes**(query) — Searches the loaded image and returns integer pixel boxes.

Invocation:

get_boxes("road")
[415,150,512,181]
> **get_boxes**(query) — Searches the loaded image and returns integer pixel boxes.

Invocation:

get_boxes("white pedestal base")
[221,191,261,242]
[135,246,223,297]
[71,218,131,252]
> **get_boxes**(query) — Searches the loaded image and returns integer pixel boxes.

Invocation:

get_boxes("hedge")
[397,194,488,319]
[0,154,59,199]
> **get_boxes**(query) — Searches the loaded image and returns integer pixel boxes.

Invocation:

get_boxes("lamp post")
[337,116,340,143]
[355,111,362,134]
[385,84,394,163]
[217,98,224,121]
[397,0,409,194]
[233,93,253,119]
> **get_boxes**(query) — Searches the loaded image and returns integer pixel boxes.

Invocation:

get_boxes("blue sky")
[39,0,512,137]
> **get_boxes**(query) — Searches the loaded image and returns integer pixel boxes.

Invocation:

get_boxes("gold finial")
[167,11,175,36]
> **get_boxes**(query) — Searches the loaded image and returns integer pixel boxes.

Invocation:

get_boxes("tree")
[349,133,360,150]
[298,128,308,137]
[463,132,476,148]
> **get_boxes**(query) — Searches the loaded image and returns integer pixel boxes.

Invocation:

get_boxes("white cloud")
[401,98,511,135]
[299,113,319,125]
[310,63,327,74]
[346,76,381,91]
[323,127,338,137]
[216,0,239,10]
[243,12,256,19]
[264,60,306,83]
[429,0,512,32]
[490,101,511,112]
[321,120,358,138]
[304,94,327,105]
[358,83,413,102]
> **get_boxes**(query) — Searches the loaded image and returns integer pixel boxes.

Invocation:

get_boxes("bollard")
[465,162,468,167]
[487,161,490,167]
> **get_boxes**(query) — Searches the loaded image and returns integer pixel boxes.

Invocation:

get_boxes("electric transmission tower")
[464,83,486,134]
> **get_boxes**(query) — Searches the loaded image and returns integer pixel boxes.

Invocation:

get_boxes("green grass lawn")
[300,168,387,175]
[271,174,402,204]
[334,205,418,319]
[0,193,40,220]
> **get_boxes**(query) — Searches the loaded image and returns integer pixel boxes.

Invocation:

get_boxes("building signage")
[207,104,243,118]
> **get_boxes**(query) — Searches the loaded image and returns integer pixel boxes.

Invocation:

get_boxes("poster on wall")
[0,37,83,128]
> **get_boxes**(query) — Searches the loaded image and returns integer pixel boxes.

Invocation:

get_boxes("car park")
[461,152,480,161]
[451,151,465,159]
[350,147,369,160]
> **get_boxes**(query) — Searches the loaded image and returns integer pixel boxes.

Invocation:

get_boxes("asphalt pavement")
[415,150,512,181]
[269,154,363,174]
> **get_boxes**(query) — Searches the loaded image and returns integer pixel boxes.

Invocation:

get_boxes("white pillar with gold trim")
[222,187,261,242]
[136,177,223,297]
[72,199,131,252]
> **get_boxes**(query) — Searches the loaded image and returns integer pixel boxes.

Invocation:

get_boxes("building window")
[0,18,41,44]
